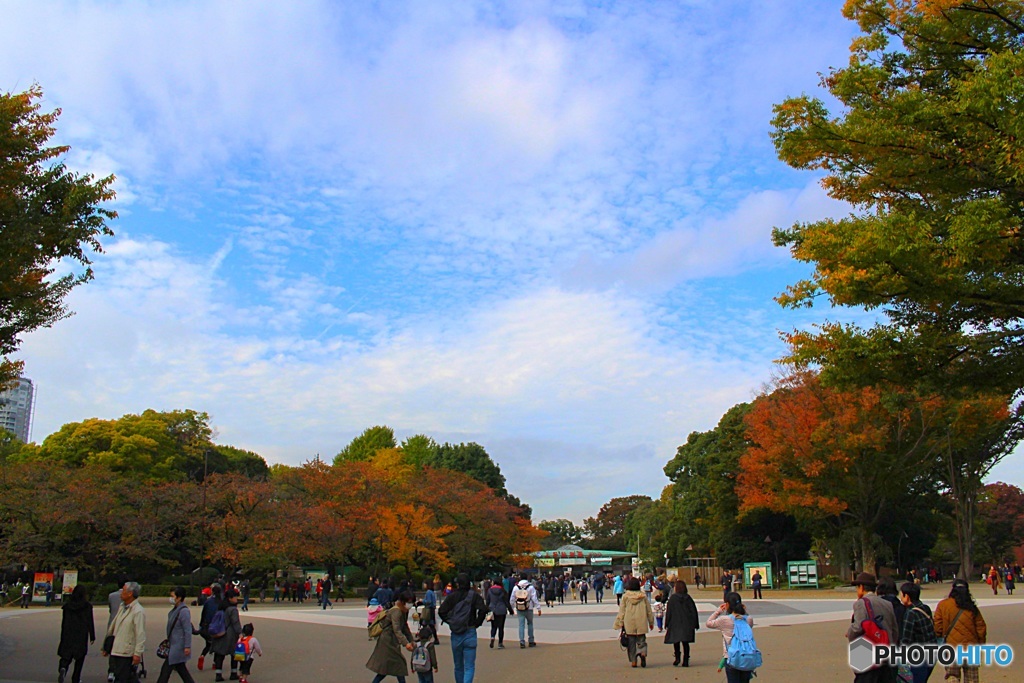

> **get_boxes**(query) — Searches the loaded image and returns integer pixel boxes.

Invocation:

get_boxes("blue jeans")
[450,629,477,683]
[416,673,433,683]
[517,610,535,644]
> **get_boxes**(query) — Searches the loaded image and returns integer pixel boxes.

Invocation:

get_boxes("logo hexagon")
[849,637,876,673]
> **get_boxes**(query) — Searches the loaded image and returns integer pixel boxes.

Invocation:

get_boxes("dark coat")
[210,604,242,656]
[366,606,413,676]
[663,592,699,644]
[58,599,95,658]
[438,589,488,633]
[165,602,193,666]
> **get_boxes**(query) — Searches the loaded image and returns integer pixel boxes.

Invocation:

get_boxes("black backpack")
[445,591,476,634]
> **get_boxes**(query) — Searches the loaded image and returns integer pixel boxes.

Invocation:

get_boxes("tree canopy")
[771,0,1024,394]
[0,86,116,386]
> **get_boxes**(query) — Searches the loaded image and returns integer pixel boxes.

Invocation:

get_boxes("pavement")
[2,591,1023,682]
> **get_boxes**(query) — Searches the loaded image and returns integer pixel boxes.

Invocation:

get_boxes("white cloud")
[18,237,771,518]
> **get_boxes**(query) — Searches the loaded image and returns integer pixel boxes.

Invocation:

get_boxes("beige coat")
[105,599,146,658]
[613,590,654,636]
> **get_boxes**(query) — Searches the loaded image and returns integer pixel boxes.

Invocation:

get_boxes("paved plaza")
[2,592,1023,682]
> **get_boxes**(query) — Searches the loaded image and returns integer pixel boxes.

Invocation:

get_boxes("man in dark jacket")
[438,574,488,683]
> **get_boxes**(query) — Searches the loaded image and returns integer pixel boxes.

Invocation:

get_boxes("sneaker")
[528,642,536,647]
[640,654,647,668]
[108,674,115,683]
[520,642,526,649]
[489,638,494,649]
[498,643,505,649]
[58,667,67,683]
[197,656,205,671]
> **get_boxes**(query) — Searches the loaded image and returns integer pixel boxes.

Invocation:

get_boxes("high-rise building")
[0,377,34,443]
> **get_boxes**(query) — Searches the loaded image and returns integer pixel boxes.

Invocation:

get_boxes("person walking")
[155,587,195,683]
[211,588,243,682]
[102,582,146,683]
[934,579,987,683]
[706,592,755,683]
[751,571,763,600]
[20,581,31,608]
[438,574,488,683]
[663,580,698,667]
[1005,567,1015,595]
[899,582,936,683]
[592,573,605,604]
[987,566,1000,595]
[510,576,539,649]
[720,572,732,603]
[322,576,333,610]
[486,582,508,649]
[420,582,440,645]
[846,573,897,683]
[366,590,415,683]
[613,575,624,606]
[613,577,654,668]
[197,583,223,671]
[57,585,95,683]
[579,578,589,604]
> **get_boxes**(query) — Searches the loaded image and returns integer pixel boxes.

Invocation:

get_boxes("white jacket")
[106,599,146,657]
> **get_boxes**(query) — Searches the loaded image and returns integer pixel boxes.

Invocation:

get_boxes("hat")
[369,598,379,606]
[851,572,877,588]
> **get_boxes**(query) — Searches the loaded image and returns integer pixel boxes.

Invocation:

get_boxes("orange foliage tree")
[738,372,942,571]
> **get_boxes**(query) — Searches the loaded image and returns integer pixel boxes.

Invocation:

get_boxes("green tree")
[400,434,439,467]
[427,442,507,495]
[771,1,1024,395]
[537,519,584,549]
[0,86,116,386]
[334,425,396,464]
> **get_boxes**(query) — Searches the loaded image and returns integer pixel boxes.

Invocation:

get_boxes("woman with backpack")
[613,577,654,668]
[663,580,699,667]
[706,592,756,683]
[933,579,987,683]
[210,589,243,682]
[366,590,415,683]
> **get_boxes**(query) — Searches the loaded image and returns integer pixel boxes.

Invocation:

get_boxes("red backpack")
[859,598,890,646]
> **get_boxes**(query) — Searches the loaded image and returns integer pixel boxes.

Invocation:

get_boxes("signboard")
[559,558,585,566]
[32,572,54,603]
[535,558,555,567]
[590,557,612,566]
[62,570,79,596]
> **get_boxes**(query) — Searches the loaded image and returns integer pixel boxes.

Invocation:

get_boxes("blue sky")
[5,1,1020,521]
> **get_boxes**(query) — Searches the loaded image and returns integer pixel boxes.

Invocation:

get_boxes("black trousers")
[58,654,85,683]
[671,642,691,663]
[156,660,196,683]
[109,656,135,683]
[489,614,506,643]
[213,653,238,675]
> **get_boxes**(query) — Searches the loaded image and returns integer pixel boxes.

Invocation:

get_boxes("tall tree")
[334,425,396,464]
[771,1,1024,394]
[739,372,940,571]
[427,442,507,495]
[935,396,1024,578]
[0,86,116,386]
[583,495,652,551]
[536,519,584,549]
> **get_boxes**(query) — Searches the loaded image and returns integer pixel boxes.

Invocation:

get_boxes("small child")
[366,598,384,640]
[653,595,666,632]
[236,623,263,683]
[410,625,438,683]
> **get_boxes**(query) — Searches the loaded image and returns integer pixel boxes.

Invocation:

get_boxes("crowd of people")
[7,563,1007,683]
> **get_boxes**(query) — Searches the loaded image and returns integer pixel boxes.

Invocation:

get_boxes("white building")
[0,377,34,443]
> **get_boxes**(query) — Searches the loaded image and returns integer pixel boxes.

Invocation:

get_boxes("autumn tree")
[975,482,1024,565]
[0,86,117,386]
[934,396,1024,578]
[771,1,1024,394]
[583,495,652,551]
[739,372,942,572]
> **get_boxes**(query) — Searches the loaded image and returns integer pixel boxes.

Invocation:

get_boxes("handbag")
[619,629,629,648]
[156,639,170,659]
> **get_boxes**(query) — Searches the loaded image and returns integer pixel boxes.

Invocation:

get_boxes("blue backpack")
[727,615,762,672]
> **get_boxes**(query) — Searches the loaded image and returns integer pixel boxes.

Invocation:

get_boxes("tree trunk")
[860,528,877,574]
